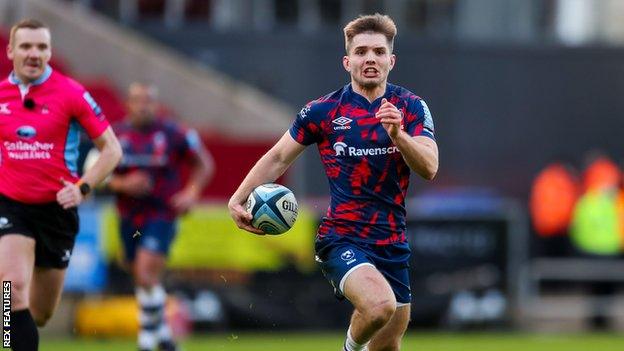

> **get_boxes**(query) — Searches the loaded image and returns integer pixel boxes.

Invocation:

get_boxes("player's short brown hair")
[9,19,49,47]
[343,13,397,54]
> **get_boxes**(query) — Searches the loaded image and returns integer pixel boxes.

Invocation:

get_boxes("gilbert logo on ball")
[246,183,298,235]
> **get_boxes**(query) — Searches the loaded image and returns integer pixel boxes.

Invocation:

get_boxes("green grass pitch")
[39,332,624,351]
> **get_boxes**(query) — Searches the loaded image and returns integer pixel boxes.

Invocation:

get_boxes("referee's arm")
[80,126,123,188]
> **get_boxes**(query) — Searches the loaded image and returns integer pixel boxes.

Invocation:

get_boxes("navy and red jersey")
[113,119,201,225]
[289,83,435,246]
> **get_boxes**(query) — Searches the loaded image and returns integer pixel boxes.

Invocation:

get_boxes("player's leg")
[131,219,178,351]
[28,203,79,327]
[367,304,410,351]
[134,249,169,351]
[134,248,168,287]
[342,265,397,350]
[366,244,412,351]
[0,235,36,310]
[0,234,38,351]
[121,219,161,351]
[29,267,66,326]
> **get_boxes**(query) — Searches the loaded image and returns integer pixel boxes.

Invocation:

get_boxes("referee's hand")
[56,178,84,209]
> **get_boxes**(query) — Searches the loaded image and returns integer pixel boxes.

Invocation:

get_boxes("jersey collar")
[8,65,53,86]
[346,83,392,109]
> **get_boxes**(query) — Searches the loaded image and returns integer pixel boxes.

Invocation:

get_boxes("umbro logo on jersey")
[332,116,352,130]
[0,103,11,115]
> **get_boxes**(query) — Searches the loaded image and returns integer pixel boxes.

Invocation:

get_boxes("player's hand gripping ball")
[246,183,298,234]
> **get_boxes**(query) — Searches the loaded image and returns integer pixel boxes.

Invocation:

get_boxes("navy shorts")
[121,218,177,261]
[315,237,412,305]
[0,195,78,269]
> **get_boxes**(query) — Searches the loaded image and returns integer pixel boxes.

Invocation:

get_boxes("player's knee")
[2,275,29,307]
[29,305,55,327]
[135,272,159,288]
[32,311,53,327]
[365,300,396,330]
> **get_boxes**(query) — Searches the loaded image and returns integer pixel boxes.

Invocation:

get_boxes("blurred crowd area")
[61,0,624,45]
[528,153,624,331]
[531,153,624,259]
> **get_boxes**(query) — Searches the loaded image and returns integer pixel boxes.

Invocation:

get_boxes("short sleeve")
[404,97,435,140]
[288,102,321,145]
[162,120,200,160]
[73,90,110,139]
[179,127,202,158]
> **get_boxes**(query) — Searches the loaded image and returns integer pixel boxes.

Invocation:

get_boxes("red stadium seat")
[200,132,280,200]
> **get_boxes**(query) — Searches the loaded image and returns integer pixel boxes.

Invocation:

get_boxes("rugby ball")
[246,183,298,235]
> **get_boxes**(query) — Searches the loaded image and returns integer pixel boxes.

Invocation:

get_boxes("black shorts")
[0,195,79,269]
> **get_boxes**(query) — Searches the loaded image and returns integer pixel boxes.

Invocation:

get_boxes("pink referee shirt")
[0,66,109,203]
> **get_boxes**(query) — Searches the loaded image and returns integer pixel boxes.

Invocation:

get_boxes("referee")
[0,19,122,350]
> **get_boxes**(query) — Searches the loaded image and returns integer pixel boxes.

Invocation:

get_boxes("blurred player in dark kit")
[108,82,213,351]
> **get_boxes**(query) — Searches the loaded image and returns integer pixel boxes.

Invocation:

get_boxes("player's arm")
[108,170,153,197]
[170,136,215,213]
[392,134,438,180]
[376,98,438,180]
[57,127,122,209]
[228,132,306,234]
[81,127,123,188]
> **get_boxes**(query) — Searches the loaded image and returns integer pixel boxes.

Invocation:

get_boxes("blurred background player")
[229,14,438,351]
[0,19,122,351]
[107,82,214,351]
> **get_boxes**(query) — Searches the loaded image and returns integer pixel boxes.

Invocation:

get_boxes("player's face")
[126,85,158,126]
[7,28,52,83]
[343,33,395,90]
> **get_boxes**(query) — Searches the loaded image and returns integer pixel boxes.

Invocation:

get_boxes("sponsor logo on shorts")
[340,249,356,265]
[61,250,71,262]
[143,237,160,251]
[0,217,12,230]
